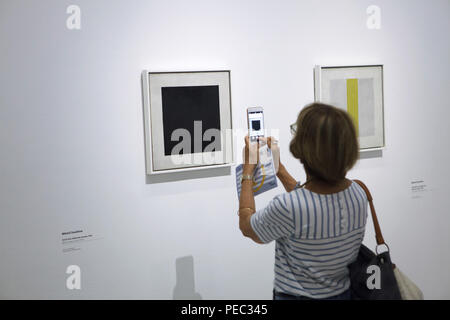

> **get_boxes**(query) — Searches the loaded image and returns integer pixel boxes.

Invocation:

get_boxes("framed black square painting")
[142,70,233,174]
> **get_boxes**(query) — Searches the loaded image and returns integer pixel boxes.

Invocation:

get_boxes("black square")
[161,85,221,156]
[251,120,261,131]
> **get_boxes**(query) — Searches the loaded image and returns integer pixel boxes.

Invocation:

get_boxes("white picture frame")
[142,70,234,175]
[314,65,385,151]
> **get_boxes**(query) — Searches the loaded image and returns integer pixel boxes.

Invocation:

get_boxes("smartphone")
[247,107,265,142]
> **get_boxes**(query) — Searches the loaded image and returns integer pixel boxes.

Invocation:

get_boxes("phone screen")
[248,110,264,140]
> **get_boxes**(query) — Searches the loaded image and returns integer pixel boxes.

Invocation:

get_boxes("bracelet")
[241,174,253,183]
[238,207,254,216]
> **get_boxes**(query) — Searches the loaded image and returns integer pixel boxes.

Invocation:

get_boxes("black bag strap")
[353,180,386,246]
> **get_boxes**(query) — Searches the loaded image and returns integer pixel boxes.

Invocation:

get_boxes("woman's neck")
[303,175,352,194]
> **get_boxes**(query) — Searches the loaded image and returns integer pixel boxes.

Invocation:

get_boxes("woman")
[238,102,368,300]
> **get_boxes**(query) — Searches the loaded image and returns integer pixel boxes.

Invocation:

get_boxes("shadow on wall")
[359,149,383,160]
[146,166,231,184]
[173,255,202,300]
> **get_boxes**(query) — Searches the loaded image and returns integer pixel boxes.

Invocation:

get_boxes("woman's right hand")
[266,136,297,191]
[266,137,276,150]
[266,137,281,173]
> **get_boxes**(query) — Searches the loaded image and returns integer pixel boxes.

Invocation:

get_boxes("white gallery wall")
[0,0,449,299]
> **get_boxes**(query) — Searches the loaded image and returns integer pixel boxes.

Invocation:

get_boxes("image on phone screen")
[248,111,264,140]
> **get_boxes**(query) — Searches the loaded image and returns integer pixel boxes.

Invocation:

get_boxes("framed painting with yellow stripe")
[314,65,385,151]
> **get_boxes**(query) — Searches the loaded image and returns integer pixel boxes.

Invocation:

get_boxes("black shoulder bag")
[349,180,402,300]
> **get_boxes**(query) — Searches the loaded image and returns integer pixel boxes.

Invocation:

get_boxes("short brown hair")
[289,103,359,184]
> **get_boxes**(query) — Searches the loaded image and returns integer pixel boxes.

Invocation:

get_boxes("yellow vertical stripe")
[347,79,359,136]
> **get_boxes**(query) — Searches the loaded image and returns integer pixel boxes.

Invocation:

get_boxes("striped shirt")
[250,181,368,299]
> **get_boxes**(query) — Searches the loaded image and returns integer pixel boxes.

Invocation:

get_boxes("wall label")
[61,228,102,253]
[411,180,428,199]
